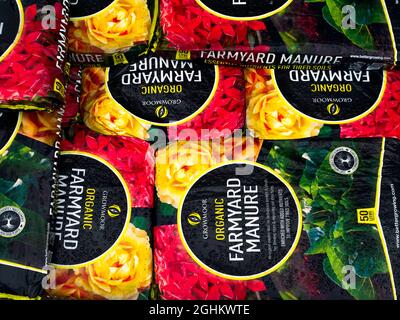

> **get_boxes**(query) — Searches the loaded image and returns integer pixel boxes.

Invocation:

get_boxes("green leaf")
[279,31,300,53]
[138,291,149,300]
[342,24,375,50]
[306,227,328,255]
[279,291,299,300]
[299,149,329,195]
[0,178,28,207]
[353,250,382,278]
[132,216,150,232]
[157,201,177,217]
[323,256,342,287]
[317,124,333,138]
[308,0,386,49]
[351,277,377,300]
[324,0,375,49]
[322,5,342,33]
[0,142,51,178]
[353,0,387,25]
[311,151,353,209]
[325,247,376,300]
[0,192,17,208]
[304,209,330,228]
[0,179,18,194]
[339,196,352,209]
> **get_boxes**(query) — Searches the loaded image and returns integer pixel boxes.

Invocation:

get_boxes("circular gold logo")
[187,212,201,226]
[327,103,340,115]
[107,204,121,218]
[155,105,169,119]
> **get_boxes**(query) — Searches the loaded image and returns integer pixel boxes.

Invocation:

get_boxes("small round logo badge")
[327,103,340,116]
[0,206,26,237]
[107,204,121,218]
[187,212,201,226]
[329,147,359,175]
[155,105,169,119]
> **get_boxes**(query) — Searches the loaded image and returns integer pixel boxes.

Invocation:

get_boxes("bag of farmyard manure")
[0,0,69,111]
[154,137,400,300]
[245,68,400,140]
[67,0,158,66]
[47,125,155,300]
[80,54,245,141]
[0,109,61,299]
[158,0,399,68]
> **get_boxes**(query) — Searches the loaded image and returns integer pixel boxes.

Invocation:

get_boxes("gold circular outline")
[177,160,303,281]
[51,150,132,269]
[0,112,22,155]
[194,0,293,21]
[70,0,118,21]
[0,0,24,63]
[104,63,220,127]
[271,69,388,125]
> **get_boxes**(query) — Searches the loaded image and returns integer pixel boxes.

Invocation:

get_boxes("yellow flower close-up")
[212,136,262,163]
[51,224,152,300]
[19,111,59,146]
[245,69,323,140]
[81,68,150,140]
[69,0,152,53]
[155,138,262,208]
[156,141,217,208]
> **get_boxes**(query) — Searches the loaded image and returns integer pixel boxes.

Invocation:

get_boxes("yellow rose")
[51,270,95,300]
[81,68,150,140]
[51,224,152,300]
[213,136,262,163]
[245,68,274,97]
[69,0,151,53]
[245,69,323,140]
[82,93,151,140]
[156,141,217,208]
[19,111,58,146]
[156,138,262,208]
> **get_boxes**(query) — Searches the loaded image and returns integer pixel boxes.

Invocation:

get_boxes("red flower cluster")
[168,66,245,140]
[160,0,268,51]
[154,225,267,300]
[0,3,63,108]
[61,125,155,207]
[341,71,400,138]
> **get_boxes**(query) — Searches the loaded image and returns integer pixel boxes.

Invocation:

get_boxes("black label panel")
[70,0,116,19]
[51,152,130,267]
[106,56,218,126]
[178,161,301,279]
[195,0,292,20]
[0,111,21,154]
[273,69,386,124]
[0,0,22,61]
